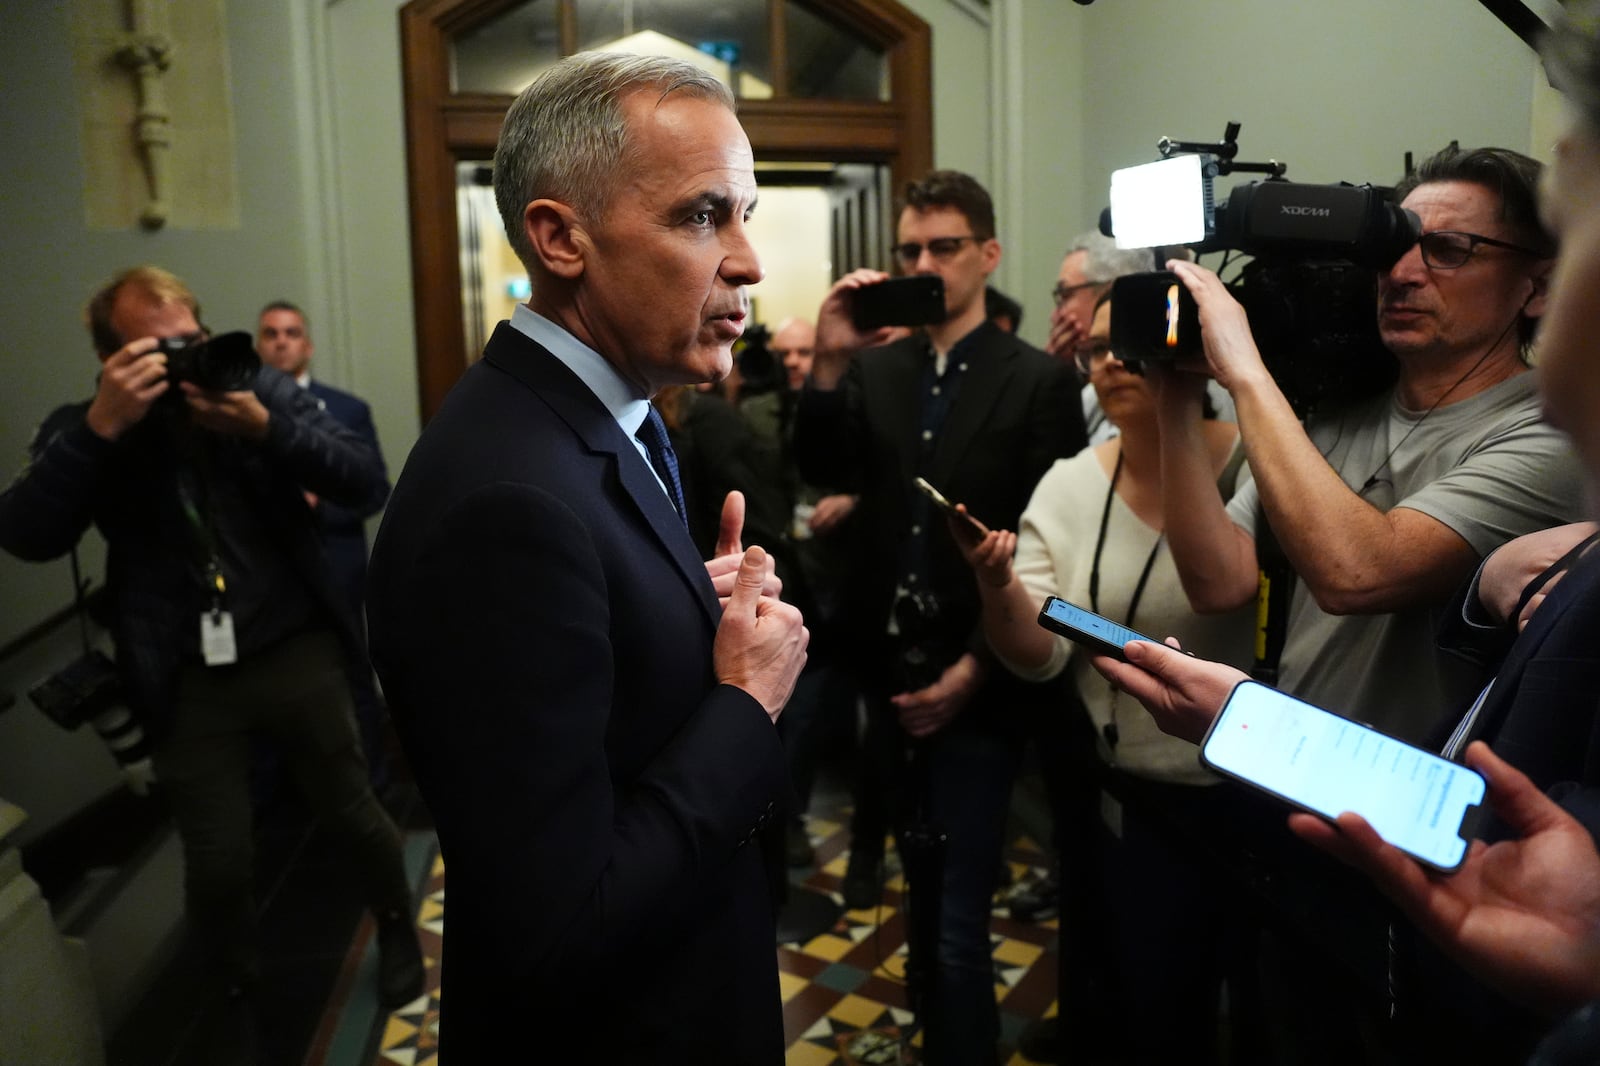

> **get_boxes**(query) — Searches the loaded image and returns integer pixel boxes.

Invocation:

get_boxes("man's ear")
[524,199,587,280]
[1522,258,1552,319]
[980,237,1002,275]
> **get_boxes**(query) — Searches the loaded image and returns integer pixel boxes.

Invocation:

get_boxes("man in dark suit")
[364,53,808,1065]
[256,301,392,783]
[794,170,1084,1064]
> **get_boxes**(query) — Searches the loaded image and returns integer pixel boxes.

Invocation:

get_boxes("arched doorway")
[399,0,933,420]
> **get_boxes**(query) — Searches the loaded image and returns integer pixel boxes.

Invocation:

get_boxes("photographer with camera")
[0,266,422,1059]
[795,170,1082,1064]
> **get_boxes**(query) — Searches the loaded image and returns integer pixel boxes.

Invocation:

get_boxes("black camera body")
[159,330,261,392]
[29,649,123,731]
[1102,126,1416,414]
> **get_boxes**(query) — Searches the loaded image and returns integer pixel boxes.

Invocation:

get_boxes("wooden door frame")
[398,0,931,421]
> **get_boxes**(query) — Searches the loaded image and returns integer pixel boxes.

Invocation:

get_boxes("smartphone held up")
[852,276,946,331]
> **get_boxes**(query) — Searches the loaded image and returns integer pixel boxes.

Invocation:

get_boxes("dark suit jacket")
[305,379,388,615]
[366,324,789,1064]
[1449,547,1600,838]
[793,322,1084,686]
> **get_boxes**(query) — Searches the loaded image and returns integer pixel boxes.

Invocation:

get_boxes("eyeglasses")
[1416,230,1548,270]
[892,236,979,265]
[1052,280,1106,308]
[1073,340,1116,376]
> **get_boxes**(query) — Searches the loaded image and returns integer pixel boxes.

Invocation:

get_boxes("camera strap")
[67,545,93,656]
[1251,516,1294,685]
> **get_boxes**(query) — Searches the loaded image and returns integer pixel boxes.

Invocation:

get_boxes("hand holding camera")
[1166,261,1274,393]
[86,337,171,441]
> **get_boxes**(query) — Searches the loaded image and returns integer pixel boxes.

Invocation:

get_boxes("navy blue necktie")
[636,404,688,526]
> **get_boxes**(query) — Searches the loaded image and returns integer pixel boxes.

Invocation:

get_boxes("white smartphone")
[1200,680,1485,873]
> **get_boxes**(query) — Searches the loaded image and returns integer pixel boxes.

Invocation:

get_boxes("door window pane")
[451,1,562,95]
[576,0,773,99]
[786,1,887,101]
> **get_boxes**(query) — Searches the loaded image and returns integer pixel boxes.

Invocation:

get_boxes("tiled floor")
[329,813,1061,1066]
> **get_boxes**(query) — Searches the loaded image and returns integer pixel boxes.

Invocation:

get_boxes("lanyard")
[1089,448,1164,750]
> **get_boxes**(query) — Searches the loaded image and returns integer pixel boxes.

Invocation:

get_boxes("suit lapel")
[482,326,721,629]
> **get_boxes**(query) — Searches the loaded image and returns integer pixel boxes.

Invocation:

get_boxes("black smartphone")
[1109,270,1201,363]
[1036,595,1159,661]
[852,275,946,330]
[913,476,986,535]
[1200,680,1485,873]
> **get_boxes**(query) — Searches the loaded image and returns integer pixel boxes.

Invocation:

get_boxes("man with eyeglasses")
[1145,145,1584,1060]
[795,169,1082,1065]
[1157,144,1581,742]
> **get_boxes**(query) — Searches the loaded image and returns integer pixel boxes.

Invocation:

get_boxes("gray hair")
[1066,231,1159,283]
[493,52,735,270]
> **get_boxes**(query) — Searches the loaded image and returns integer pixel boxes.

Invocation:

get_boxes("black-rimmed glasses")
[1417,230,1548,270]
[1051,280,1105,308]
[892,236,979,265]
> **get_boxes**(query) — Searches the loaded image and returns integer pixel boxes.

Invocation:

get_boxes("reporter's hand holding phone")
[1089,637,1248,744]
[1290,740,1600,1016]
[810,270,915,390]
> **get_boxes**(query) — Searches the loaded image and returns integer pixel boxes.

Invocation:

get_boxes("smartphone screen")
[1036,596,1158,660]
[1201,681,1484,872]
[853,276,946,330]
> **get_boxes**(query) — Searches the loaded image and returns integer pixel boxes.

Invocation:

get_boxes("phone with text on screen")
[1036,595,1160,661]
[1201,680,1485,873]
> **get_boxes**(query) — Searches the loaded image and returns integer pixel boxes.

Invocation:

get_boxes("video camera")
[1102,123,1418,414]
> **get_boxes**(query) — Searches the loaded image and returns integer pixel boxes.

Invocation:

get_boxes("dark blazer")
[0,367,386,737]
[366,324,789,1064]
[305,379,387,613]
[1450,547,1600,838]
[793,322,1084,679]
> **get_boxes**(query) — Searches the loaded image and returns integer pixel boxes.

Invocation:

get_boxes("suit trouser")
[153,628,413,985]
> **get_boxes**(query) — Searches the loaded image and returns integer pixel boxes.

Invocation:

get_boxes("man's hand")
[808,493,857,535]
[1046,303,1090,366]
[85,338,170,441]
[1290,741,1600,1017]
[706,491,781,603]
[1478,523,1599,630]
[810,270,913,390]
[714,546,809,722]
[1089,638,1248,744]
[891,652,985,738]
[182,384,271,440]
[1168,260,1273,393]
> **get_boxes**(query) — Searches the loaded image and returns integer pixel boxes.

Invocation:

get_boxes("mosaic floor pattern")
[318,816,1059,1065]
